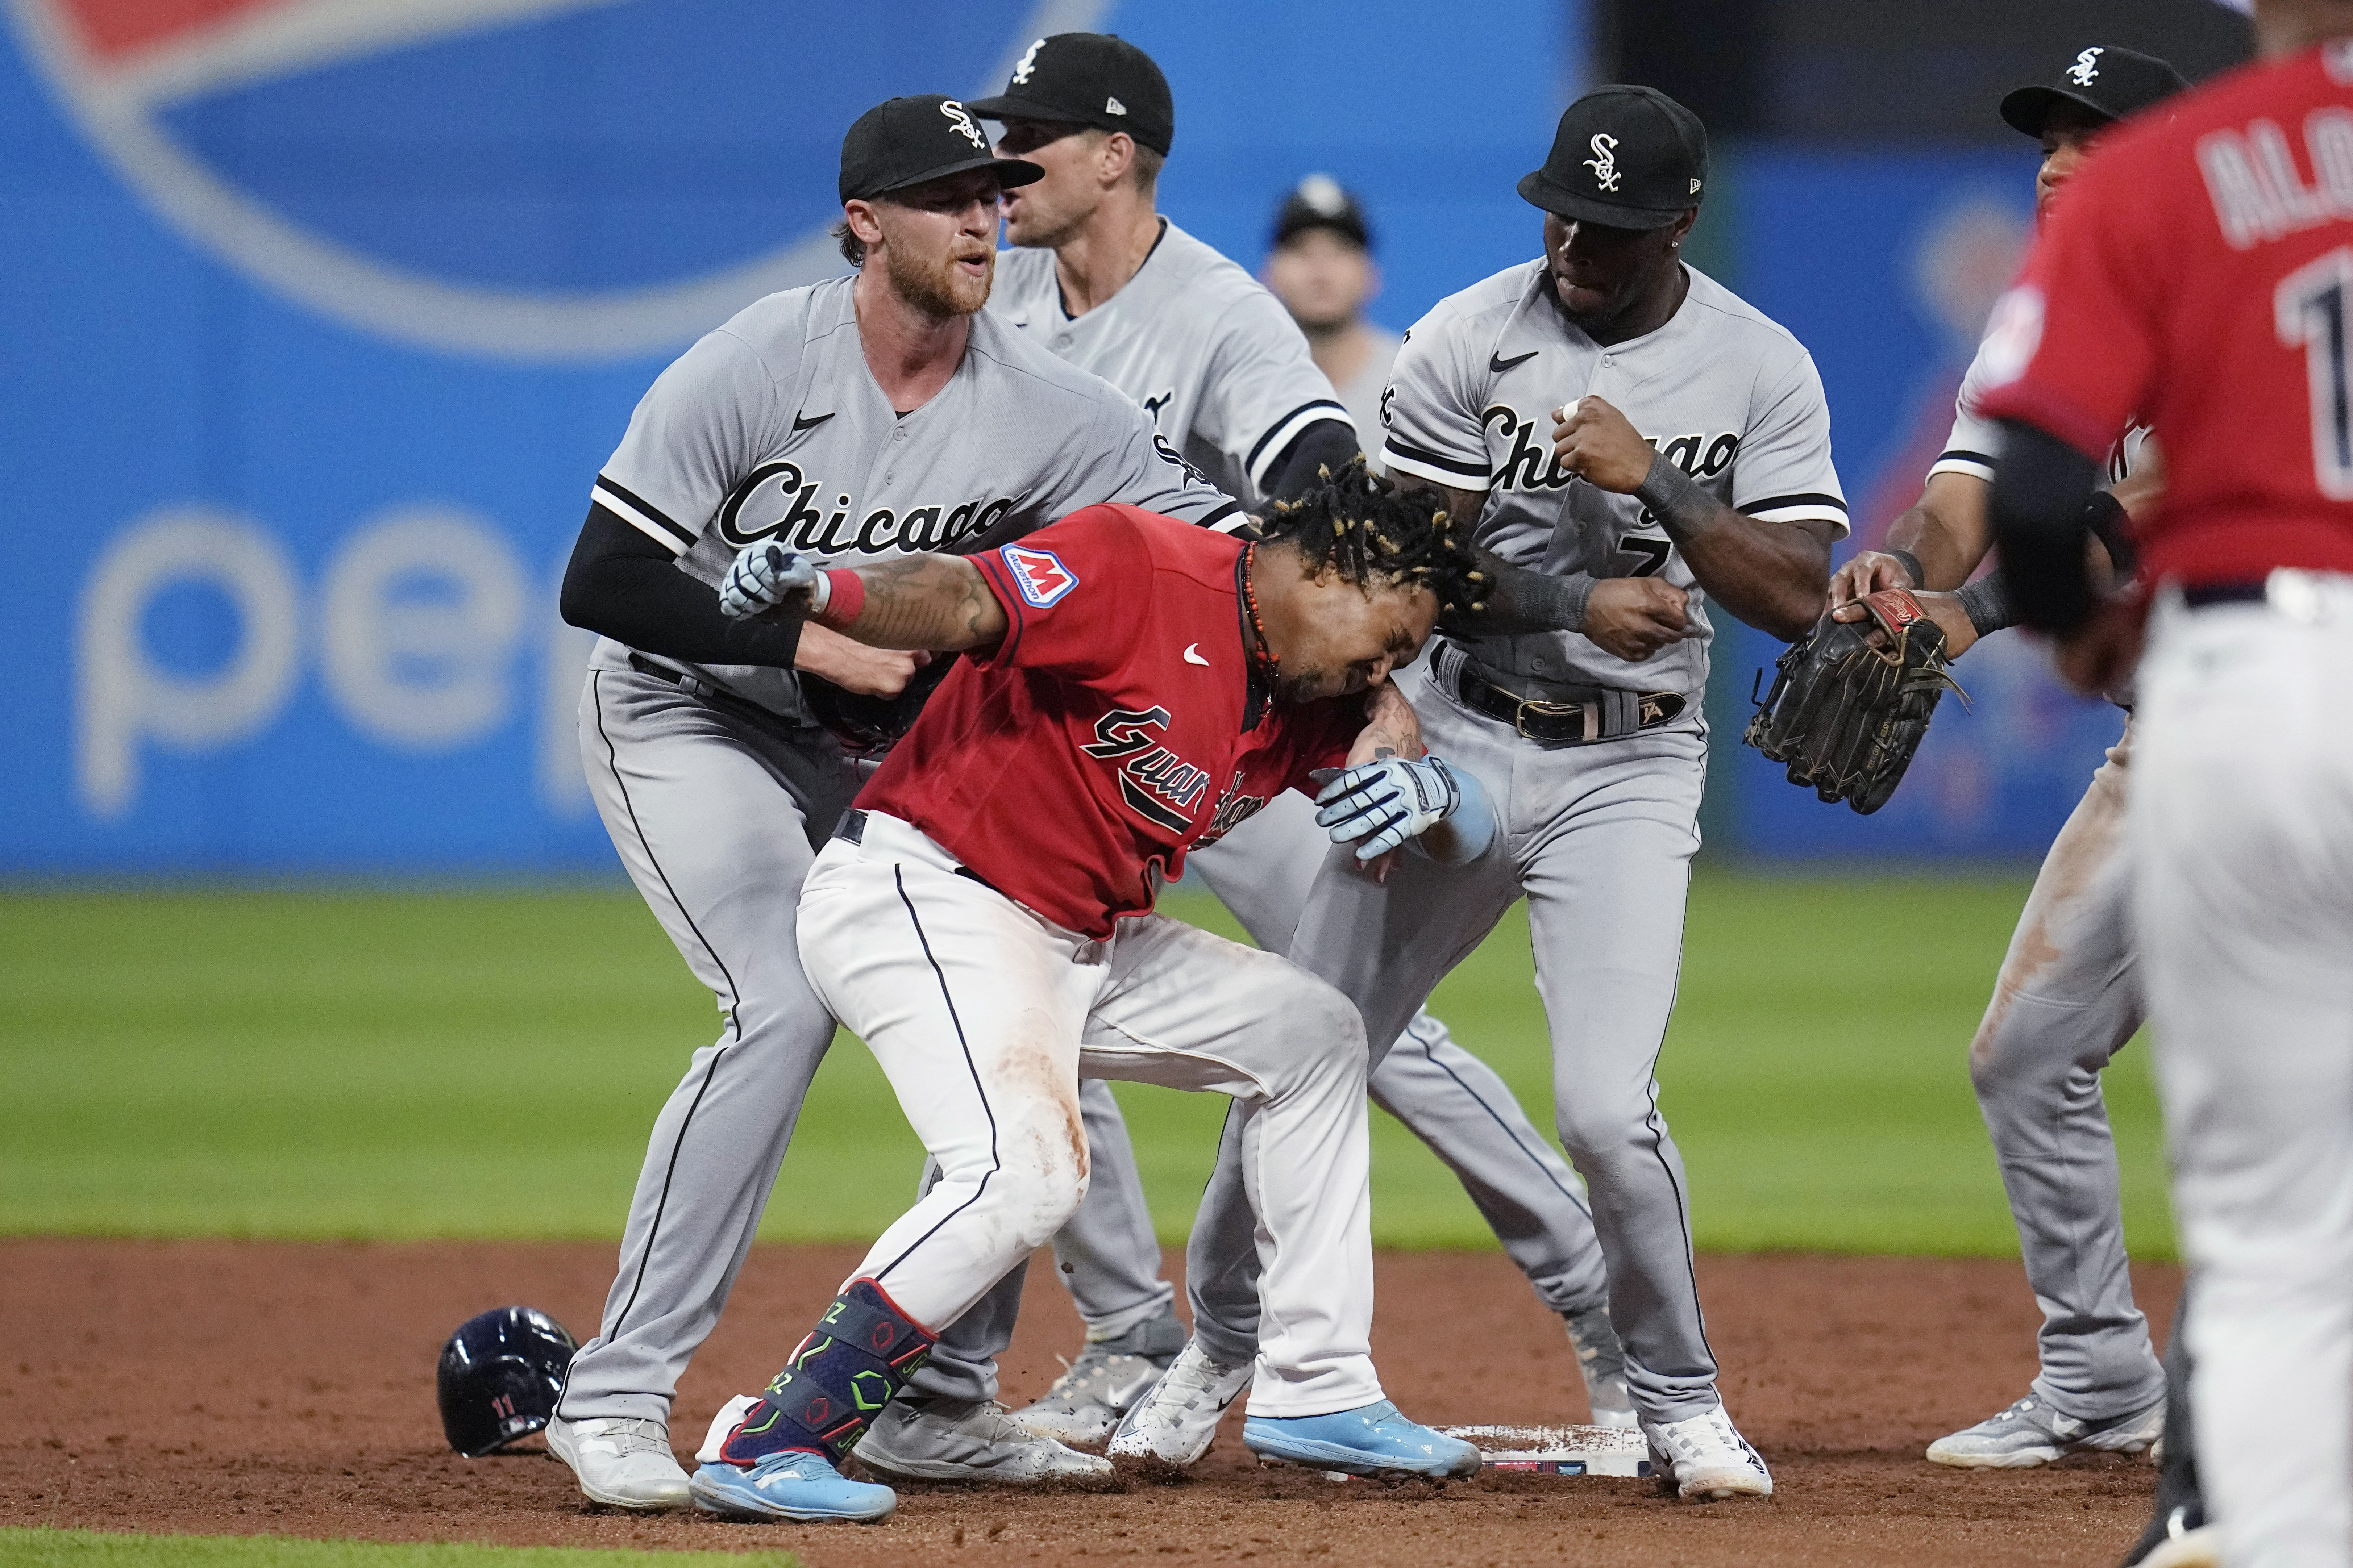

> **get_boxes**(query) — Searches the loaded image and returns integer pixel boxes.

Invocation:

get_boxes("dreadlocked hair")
[1256,455,1487,615]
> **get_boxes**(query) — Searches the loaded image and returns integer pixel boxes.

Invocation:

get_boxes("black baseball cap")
[966,33,1175,156]
[1519,85,1707,230]
[1272,174,1371,250]
[838,95,1043,206]
[1999,46,2189,137]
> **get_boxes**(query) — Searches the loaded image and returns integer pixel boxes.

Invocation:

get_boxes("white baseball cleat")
[1641,1406,1773,1500]
[1564,1304,1638,1430]
[2138,1524,2220,1568]
[852,1398,1113,1484]
[1926,1393,2165,1469]
[545,1415,691,1511]
[1016,1345,1178,1450]
[1106,1340,1254,1467]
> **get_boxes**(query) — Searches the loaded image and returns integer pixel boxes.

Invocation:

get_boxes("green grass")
[0,874,2174,1257]
[0,1528,793,1567]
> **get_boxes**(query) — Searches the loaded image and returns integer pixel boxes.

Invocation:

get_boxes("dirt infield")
[1,1240,2179,1567]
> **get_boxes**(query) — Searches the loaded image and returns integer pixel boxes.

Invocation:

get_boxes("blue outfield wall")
[1,1,2105,873]
[1715,143,2128,859]
[0,0,1578,874]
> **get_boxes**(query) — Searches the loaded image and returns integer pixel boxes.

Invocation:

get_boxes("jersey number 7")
[1618,535,1674,577]
[2278,245,2353,501]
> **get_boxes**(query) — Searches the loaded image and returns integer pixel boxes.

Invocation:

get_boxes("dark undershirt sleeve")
[1443,551,1595,637]
[1988,419,2103,634]
[1263,419,1364,503]
[558,503,805,668]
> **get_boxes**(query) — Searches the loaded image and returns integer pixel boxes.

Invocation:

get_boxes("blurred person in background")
[1262,175,1401,471]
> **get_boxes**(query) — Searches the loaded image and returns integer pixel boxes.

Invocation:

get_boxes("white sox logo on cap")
[1012,37,1044,84]
[2068,47,2104,86]
[940,100,986,149]
[1585,133,1621,192]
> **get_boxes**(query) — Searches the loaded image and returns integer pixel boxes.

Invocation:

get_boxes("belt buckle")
[1514,696,1592,743]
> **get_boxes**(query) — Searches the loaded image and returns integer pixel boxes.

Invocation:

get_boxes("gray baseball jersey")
[989,221,1347,509]
[590,273,1240,719]
[1337,325,1404,476]
[1931,337,2150,489]
[1380,260,1848,694]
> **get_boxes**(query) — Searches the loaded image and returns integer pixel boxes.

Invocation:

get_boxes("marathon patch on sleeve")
[1000,544,1080,608]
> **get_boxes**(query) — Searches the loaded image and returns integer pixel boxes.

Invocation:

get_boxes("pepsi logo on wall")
[7,0,1105,360]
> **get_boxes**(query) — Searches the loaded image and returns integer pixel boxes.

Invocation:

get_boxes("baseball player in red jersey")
[1980,4,2353,1563]
[681,467,1497,1523]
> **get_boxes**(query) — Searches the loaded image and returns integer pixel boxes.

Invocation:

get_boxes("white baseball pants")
[2134,575,2353,1568]
[796,811,1383,1418]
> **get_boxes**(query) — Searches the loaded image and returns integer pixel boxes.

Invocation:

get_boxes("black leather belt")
[832,809,1001,894]
[625,653,811,742]
[2181,581,2269,608]
[1449,653,1687,745]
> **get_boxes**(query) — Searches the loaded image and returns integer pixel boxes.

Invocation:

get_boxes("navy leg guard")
[717,1279,937,1466]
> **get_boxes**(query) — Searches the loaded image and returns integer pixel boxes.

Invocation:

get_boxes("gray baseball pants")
[557,662,859,1423]
[1184,673,1721,1423]
[1967,720,2164,1422]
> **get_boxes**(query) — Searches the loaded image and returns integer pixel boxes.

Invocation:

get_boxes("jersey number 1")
[2278,246,2353,500]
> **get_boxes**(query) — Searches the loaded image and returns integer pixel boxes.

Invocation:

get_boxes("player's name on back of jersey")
[1482,405,1742,494]
[713,461,1017,556]
[2199,101,2353,249]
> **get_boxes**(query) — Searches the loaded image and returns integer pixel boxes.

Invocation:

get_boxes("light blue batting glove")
[719,541,819,620]
[1314,756,1465,862]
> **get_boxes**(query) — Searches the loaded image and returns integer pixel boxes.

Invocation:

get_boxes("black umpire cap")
[967,33,1176,155]
[1520,85,1707,230]
[1273,174,1372,251]
[1999,45,2189,137]
[838,95,1043,206]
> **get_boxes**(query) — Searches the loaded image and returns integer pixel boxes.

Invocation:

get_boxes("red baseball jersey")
[1978,40,2353,585]
[857,506,1364,940]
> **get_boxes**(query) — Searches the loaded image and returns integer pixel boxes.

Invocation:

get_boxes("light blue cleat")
[1243,1400,1483,1480]
[688,1452,897,1523]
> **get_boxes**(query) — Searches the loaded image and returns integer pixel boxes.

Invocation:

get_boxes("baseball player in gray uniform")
[541,94,1245,1511]
[1117,85,1846,1503]
[1829,47,2186,1474]
[915,32,1627,1450]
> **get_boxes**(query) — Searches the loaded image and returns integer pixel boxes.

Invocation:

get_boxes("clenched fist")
[1550,395,1655,494]
[1585,577,1691,662]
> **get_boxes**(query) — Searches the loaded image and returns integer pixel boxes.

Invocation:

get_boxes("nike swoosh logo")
[1489,349,1539,375]
[1183,644,1209,666]
[792,412,835,431]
